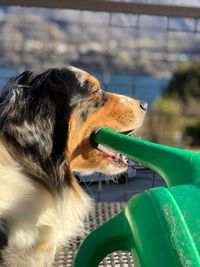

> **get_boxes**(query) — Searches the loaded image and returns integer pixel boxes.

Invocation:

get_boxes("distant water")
[0,67,19,87]
[0,68,169,109]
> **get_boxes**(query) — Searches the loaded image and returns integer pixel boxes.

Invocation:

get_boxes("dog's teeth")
[131,131,136,137]
[122,155,128,162]
[120,154,128,162]
[114,153,128,163]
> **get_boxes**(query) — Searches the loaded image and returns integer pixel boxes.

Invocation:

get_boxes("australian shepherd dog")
[0,67,147,266]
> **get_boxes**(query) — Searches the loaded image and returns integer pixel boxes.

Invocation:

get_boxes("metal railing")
[0,1,200,18]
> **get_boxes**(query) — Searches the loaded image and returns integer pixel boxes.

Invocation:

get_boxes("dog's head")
[0,67,147,191]
[67,67,147,175]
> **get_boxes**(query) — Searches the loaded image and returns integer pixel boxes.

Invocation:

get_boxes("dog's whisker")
[79,176,95,200]
[104,174,118,183]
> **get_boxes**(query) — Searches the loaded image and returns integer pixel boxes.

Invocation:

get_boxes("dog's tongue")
[97,144,116,157]
[92,129,135,159]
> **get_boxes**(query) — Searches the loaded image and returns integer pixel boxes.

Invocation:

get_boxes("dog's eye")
[92,88,101,94]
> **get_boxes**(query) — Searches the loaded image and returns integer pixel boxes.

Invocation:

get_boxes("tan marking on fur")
[67,92,146,175]
[85,73,100,92]
[35,242,52,252]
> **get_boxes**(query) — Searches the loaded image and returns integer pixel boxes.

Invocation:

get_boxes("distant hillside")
[0,4,200,75]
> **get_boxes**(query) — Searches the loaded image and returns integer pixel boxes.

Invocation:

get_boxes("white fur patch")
[68,66,88,86]
[113,93,132,103]
[37,187,92,247]
[0,141,92,251]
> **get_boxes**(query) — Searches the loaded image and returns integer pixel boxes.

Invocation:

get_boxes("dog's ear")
[0,69,74,159]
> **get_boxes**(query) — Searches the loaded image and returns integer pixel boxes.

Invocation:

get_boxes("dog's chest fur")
[0,141,92,250]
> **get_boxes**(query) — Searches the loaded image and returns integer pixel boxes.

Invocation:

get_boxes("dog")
[0,67,147,266]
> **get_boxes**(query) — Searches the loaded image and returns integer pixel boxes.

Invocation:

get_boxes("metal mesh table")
[53,202,134,267]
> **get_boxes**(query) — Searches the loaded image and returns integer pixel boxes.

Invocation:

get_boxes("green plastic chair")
[73,128,200,267]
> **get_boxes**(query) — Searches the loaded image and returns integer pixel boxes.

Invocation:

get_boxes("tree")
[165,60,200,104]
[145,60,200,147]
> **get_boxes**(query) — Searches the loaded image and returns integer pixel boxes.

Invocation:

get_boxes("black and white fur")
[0,68,92,267]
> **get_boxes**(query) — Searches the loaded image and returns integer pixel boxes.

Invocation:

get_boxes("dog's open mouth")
[91,129,135,168]
[96,143,128,168]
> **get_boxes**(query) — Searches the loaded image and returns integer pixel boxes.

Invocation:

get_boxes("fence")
[1,2,200,105]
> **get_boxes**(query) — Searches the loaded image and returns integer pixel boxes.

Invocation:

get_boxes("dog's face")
[0,67,147,190]
[66,67,147,175]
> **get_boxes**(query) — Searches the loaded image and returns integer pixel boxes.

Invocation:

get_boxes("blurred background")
[0,0,200,197]
[0,1,200,265]
[1,1,200,148]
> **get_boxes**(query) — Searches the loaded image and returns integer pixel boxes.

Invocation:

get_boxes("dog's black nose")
[140,101,148,111]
